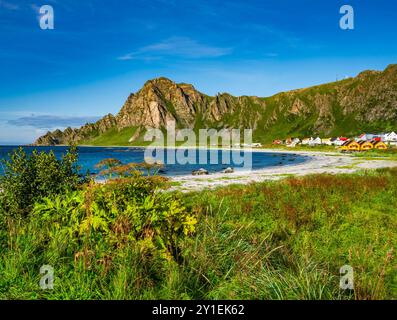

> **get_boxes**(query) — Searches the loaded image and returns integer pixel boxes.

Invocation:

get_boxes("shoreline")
[165,150,397,191]
[3,145,397,192]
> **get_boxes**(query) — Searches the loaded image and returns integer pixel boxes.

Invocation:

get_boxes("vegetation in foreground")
[0,148,396,299]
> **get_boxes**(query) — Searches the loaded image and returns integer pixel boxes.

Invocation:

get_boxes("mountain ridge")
[35,64,397,146]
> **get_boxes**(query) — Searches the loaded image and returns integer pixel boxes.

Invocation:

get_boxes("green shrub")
[32,178,197,262]
[0,146,86,218]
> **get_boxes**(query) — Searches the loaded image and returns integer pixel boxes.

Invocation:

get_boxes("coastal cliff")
[35,64,397,145]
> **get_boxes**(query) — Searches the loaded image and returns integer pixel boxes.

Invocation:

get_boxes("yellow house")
[372,140,388,150]
[341,140,360,152]
[359,140,374,151]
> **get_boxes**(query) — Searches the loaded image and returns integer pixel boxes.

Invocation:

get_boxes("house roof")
[371,140,386,146]
[342,140,359,146]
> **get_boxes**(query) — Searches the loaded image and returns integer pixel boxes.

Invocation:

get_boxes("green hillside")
[35,64,397,146]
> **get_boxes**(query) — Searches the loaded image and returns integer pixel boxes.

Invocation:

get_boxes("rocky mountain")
[34,64,397,146]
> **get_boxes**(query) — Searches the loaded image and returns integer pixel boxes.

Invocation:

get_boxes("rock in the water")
[222,167,234,174]
[192,168,209,176]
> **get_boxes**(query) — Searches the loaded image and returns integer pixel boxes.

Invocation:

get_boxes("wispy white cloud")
[118,37,232,60]
[7,114,101,130]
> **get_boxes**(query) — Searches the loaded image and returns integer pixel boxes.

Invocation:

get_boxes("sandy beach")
[169,148,397,192]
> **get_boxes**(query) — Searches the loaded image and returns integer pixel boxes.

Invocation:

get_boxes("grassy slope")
[43,65,397,146]
[78,70,397,146]
[1,168,397,299]
[80,127,141,146]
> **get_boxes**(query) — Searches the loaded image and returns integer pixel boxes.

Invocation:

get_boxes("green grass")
[168,181,183,187]
[80,126,142,146]
[1,169,397,299]
[352,149,397,160]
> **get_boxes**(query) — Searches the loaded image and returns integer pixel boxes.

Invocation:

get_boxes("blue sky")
[0,0,397,144]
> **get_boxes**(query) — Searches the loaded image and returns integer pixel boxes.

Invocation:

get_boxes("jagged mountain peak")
[357,69,382,79]
[385,63,397,73]
[34,64,397,146]
[140,77,202,98]
[142,77,175,89]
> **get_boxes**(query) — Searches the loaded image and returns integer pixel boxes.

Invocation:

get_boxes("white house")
[332,137,349,146]
[321,138,333,146]
[292,138,301,145]
[301,137,321,146]
[383,132,397,146]
[309,137,322,146]
[286,138,301,148]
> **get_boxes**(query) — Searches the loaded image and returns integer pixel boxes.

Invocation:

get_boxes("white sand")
[168,149,397,192]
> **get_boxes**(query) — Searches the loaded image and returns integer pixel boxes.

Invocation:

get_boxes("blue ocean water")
[0,146,309,177]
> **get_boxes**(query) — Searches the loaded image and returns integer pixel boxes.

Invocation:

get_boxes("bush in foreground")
[0,151,197,299]
[0,146,85,219]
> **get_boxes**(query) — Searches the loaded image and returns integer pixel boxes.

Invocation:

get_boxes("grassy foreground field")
[1,153,396,299]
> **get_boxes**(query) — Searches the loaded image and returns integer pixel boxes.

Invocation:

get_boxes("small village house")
[309,137,322,146]
[372,140,388,150]
[383,132,397,146]
[292,138,301,145]
[273,139,282,145]
[358,140,374,151]
[300,137,322,146]
[286,138,301,148]
[341,140,360,152]
[330,137,338,145]
[321,138,333,146]
[333,137,349,146]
